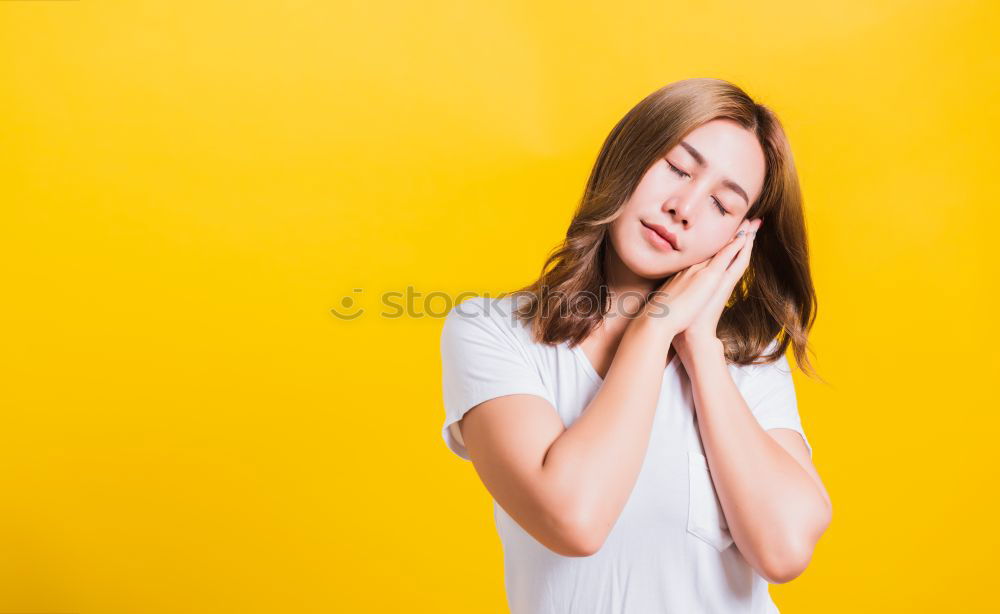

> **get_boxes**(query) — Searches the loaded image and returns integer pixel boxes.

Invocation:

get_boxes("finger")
[689,259,711,273]
[727,218,760,265]
[722,219,763,290]
[722,220,758,284]
[707,219,752,273]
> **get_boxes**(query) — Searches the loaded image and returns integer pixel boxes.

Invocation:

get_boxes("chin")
[622,254,684,280]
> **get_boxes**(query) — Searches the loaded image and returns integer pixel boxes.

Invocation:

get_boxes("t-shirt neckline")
[567,340,681,385]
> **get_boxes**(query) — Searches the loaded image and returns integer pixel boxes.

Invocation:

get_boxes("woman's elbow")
[761,505,832,584]
[757,535,816,584]
[557,515,609,557]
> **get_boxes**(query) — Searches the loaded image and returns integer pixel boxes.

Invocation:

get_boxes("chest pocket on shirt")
[686,450,735,552]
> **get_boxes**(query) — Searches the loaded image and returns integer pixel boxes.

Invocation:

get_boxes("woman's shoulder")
[442,294,533,341]
[447,294,529,325]
[727,338,791,380]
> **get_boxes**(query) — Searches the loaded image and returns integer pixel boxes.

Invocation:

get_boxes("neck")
[602,244,669,321]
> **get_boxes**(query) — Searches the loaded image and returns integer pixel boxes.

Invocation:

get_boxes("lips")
[641,220,679,250]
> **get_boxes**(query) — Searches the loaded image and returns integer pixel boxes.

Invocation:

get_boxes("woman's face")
[608,118,767,280]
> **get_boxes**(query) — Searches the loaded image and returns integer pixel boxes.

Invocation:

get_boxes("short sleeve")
[739,345,813,458]
[439,298,553,461]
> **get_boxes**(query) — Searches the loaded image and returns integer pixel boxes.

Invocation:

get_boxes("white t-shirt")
[440,295,814,614]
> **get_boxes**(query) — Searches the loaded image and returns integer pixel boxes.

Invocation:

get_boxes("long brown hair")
[506,78,820,378]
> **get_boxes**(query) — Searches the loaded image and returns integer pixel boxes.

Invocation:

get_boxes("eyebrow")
[678,140,750,207]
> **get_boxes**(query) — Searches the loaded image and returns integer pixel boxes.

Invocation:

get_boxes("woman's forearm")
[540,314,674,551]
[683,337,832,582]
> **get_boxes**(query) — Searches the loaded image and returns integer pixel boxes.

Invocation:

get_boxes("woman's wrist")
[682,333,724,353]
[631,306,680,347]
[675,334,725,368]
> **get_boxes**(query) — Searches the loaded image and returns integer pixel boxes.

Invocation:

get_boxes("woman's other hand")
[672,217,762,363]
[638,217,759,339]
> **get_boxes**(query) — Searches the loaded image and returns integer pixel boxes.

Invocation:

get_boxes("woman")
[439,78,832,613]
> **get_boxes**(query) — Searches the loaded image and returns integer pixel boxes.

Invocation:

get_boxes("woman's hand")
[638,217,760,340]
[672,217,761,363]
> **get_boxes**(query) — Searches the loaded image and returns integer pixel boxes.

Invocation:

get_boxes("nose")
[662,190,698,227]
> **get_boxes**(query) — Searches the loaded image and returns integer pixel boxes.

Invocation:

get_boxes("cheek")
[709,227,734,249]
[686,226,738,262]
[606,219,630,259]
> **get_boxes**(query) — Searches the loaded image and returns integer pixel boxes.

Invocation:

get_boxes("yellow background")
[2,1,997,612]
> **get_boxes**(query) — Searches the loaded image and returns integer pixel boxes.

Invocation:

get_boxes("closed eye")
[666,160,729,216]
[666,160,690,180]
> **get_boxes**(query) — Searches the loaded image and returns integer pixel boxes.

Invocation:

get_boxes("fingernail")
[737,230,745,238]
